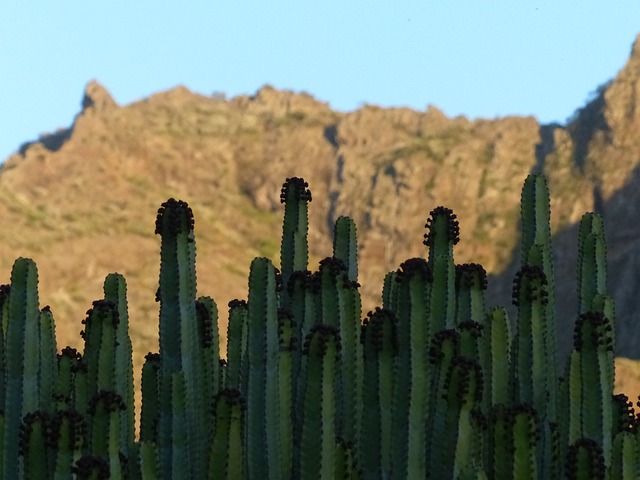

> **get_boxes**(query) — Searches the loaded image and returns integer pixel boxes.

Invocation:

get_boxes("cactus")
[246,256,282,480]
[3,257,43,479]
[279,177,311,303]
[155,198,208,478]
[209,388,245,480]
[0,173,636,478]
[390,258,432,479]
[297,324,341,480]
[360,308,397,479]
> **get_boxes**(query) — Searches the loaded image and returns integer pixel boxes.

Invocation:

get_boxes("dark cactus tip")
[573,311,613,352]
[228,298,248,310]
[396,257,432,283]
[51,410,86,449]
[0,283,10,302]
[280,177,312,203]
[511,265,548,306]
[88,391,127,414]
[59,346,82,361]
[302,324,342,356]
[196,300,215,347]
[362,307,398,353]
[213,388,245,410]
[154,198,195,235]
[144,352,161,363]
[72,455,110,478]
[455,263,488,290]
[19,411,51,455]
[565,438,606,480]
[428,329,459,364]
[423,206,460,246]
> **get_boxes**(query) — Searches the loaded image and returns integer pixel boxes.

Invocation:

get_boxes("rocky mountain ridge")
[3,34,640,398]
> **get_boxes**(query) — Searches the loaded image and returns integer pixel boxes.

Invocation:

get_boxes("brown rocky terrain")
[3,35,640,402]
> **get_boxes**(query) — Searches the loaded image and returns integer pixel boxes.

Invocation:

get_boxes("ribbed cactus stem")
[360,308,397,479]
[277,308,295,478]
[333,215,358,284]
[279,177,311,302]
[209,389,245,480]
[577,213,608,314]
[140,353,160,444]
[455,263,487,325]
[511,265,550,418]
[3,257,41,479]
[19,411,50,479]
[51,409,86,478]
[102,273,135,452]
[88,391,125,477]
[570,311,614,466]
[484,307,511,407]
[225,299,248,391]
[391,258,431,479]
[39,306,57,414]
[155,198,206,478]
[246,257,281,480]
[565,438,606,480]
[298,324,341,480]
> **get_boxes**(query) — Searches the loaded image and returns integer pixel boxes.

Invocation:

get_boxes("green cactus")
[19,411,50,479]
[51,409,86,479]
[246,256,282,480]
[209,388,245,480]
[333,215,359,284]
[3,257,43,479]
[297,324,341,480]
[360,308,397,480]
[567,311,615,466]
[279,177,311,303]
[140,352,160,444]
[483,307,511,407]
[390,258,432,479]
[155,198,208,478]
[225,299,248,391]
[565,438,606,480]
[87,391,126,477]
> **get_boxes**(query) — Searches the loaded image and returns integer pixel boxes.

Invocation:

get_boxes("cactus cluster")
[0,174,636,478]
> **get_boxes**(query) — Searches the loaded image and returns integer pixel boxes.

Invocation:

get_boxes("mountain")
[3,35,640,399]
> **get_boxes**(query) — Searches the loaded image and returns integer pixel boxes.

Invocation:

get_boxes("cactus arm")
[484,307,511,406]
[610,430,638,480]
[156,198,208,477]
[39,306,57,413]
[360,308,397,479]
[381,271,398,312]
[511,405,539,480]
[138,441,160,480]
[225,299,248,390]
[246,257,281,480]
[577,213,607,314]
[209,389,245,480]
[51,410,86,480]
[3,257,41,479]
[279,177,311,303]
[333,215,359,284]
[391,258,431,479]
[88,391,125,478]
[298,325,340,480]
[19,411,50,479]
[424,206,459,330]
[103,273,135,452]
[565,438,606,480]
[573,311,614,466]
[140,353,160,444]
[277,308,295,478]
[455,263,487,326]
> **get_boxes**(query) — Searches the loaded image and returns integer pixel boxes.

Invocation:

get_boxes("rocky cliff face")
[3,35,640,378]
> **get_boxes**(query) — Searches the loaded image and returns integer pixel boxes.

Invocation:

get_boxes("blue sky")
[1,1,640,162]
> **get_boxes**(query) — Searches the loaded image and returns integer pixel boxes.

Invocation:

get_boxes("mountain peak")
[81,80,117,112]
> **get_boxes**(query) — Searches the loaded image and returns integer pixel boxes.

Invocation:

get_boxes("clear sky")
[1,1,640,162]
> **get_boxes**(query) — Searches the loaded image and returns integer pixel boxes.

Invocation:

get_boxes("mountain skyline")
[3,2,640,161]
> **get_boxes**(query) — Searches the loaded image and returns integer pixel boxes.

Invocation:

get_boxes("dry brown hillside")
[3,34,640,402]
